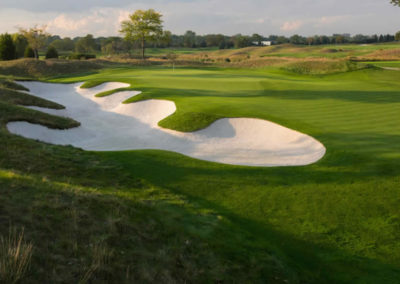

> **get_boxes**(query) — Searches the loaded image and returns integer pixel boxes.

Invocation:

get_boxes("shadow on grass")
[1,132,400,283]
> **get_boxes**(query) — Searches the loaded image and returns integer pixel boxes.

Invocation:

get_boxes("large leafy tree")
[391,0,399,6]
[75,34,98,54]
[120,9,163,59]
[0,33,16,61]
[18,25,49,59]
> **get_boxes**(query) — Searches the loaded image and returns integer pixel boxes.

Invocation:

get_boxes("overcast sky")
[0,0,398,37]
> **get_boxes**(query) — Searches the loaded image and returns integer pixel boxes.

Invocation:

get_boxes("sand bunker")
[7,81,326,166]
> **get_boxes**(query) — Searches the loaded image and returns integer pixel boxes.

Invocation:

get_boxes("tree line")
[1,8,400,61]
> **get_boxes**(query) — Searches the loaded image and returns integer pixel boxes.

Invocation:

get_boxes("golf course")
[1,42,400,282]
[0,0,400,280]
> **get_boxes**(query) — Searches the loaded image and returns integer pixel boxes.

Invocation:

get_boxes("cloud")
[280,20,303,32]
[46,8,130,37]
[316,15,348,26]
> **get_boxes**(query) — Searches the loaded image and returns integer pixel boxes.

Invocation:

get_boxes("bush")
[68,53,96,60]
[225,58,231,63]
[0,33,16,61]
[45,46,59,59]
[24,47,35,58]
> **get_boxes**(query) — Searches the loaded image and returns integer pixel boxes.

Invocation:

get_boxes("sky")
[0,0,399,38]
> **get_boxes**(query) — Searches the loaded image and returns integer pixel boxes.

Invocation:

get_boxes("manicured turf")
[1,61,400,282]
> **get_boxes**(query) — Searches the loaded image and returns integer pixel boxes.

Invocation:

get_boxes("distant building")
[252,41,273,46]
[261,41,272,46]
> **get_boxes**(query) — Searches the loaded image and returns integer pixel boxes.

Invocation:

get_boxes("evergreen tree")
[0,33,16,60]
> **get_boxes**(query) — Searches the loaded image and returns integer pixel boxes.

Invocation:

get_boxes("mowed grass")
[50,66,400,282]
[1,58,400,282]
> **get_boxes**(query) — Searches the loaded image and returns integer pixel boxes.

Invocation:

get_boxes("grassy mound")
[159,111,222,132]
[281,59,366,75]
[0,59,106,79]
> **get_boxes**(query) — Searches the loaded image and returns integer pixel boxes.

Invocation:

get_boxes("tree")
[12,34,28,58]
[183,31,196,48]
[395,31,400,41]
[251,33,263,45]
[232,34,252,48]
[391,0,400,6]
[159,30,172,47]
[75,34,98,53]
[120,9,163,59]
[51,37,75,51]
[335,35,344,44]
[18,25,49,59]
[0,33,16,60]
[290,34,305,45]
[24,46,35,58]
[45,46,58,59]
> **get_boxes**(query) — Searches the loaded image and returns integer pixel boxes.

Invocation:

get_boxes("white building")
[252,41,273,46]
[261,41,272,46]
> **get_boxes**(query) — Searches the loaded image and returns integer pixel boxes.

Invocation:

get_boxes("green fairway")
[1,63,400,282]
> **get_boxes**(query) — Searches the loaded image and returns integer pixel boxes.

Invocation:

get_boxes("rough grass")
[281,59,367,74]
[0,79,29,91]
[0,58,106,80]
[177,43,400,68]
[0,227,33,284]
[0,86,79,129]
[0,87,64,109]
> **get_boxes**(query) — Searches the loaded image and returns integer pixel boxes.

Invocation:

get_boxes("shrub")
[45,46,59,59]
[68,53,96,60]
[0,33,16,61]
[225,58,231,63]
[24,46,35,58]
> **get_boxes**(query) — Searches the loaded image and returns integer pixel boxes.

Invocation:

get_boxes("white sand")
[7,81,326,166]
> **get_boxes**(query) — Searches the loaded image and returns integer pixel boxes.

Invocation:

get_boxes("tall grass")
[0,226,33,283]
[79,243,113,283]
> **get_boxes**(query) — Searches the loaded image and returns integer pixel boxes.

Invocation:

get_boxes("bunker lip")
[7,81,326,167]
